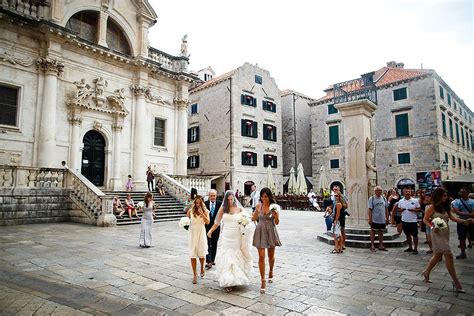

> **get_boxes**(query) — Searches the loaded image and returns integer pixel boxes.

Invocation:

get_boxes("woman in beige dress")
[187,195,210,284]
[422,188,472,293]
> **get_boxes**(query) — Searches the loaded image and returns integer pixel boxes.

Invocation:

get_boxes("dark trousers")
[206,228,220,263]
[147,180,154,191]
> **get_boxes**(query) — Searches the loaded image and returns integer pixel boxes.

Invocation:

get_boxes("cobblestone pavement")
[0,210,473,315]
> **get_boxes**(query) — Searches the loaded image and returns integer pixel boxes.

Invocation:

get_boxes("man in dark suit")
[205,189,221,269]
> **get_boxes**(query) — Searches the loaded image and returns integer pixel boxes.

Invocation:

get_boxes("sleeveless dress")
[253,206,282,248]
[188,211,209,258]
[214,211,253,288]
[139,203,153,247]
[430,211,451,254]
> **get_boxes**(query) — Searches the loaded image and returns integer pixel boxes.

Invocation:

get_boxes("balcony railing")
[333,75,377,105]
[1,0,51,20]
[148,47,188,73]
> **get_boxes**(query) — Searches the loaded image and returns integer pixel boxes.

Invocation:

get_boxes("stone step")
[344,232,401,241]
[116,214,182,225]
[344,227,388,234]
[317,232,407,248]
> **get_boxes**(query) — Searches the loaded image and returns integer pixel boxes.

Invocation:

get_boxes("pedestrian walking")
[451,187,474,259]
[139,192,155,248]
[205,189,222,269]
[398,188,421,254]
[368,186,389,252]
[187,195,210,284]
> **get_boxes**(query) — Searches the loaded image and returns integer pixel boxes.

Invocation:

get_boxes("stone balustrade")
[1,0,51,20]
[159,173,190,204]
[169,175,212,197]
[148,47,187,73]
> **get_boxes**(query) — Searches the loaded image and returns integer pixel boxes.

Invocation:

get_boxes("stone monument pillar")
[68,114,82,171]
[110,115,123,190]
[335,99,377,227]
[174,98,188,176]
[131,85,147,190]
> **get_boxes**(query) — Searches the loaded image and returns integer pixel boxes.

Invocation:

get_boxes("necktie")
[211,203,215,217]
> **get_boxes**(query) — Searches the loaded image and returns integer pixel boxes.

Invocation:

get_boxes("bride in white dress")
[207,190,253,293]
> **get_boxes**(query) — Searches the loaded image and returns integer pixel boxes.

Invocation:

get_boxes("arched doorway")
[81,130,105,186]
[244,181,255,196]
[397,178,415,192]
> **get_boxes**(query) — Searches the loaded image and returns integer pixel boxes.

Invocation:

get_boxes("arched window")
[66,11,99,43]
[106,19,131,55]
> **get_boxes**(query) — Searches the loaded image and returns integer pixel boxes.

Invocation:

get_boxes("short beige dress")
[188,210,209,258]
[430,211,451,254]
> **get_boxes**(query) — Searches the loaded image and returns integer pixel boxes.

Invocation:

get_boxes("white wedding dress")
[214,210,254,288]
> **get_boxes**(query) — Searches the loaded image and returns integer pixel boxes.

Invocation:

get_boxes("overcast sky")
[148,0,473,108]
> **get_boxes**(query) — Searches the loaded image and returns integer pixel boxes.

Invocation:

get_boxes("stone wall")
[0,188,93,226]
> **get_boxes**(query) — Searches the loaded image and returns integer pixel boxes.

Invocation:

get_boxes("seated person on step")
[124,194,138,218]
[113,196,124,219]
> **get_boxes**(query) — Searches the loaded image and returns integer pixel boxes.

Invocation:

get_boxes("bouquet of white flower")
[268,203,281,218]
[178,217,191,230]
[237,212,252,235]
[432,217,447,229]
[136,201,144,209]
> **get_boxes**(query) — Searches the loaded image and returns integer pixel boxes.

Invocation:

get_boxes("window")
[241,94,257,107]
[327,104,338,115]
[398,153,411,164]
[66,11,99,43]
[441,113,447,136]
[190,103,198,115]
[464,160,467,169]
[466,130,470,149]
[263,154,277,168]
[255,75,262,84]
[153,118,166,147]
[449,118,454,141]
[462,127,465,147]
[106,19,131,55]
[329,125,339,146]
[453,101,457,110]
[470,162,472,172]
[447,94,452,106]
[263,124,277,141]
[454,101,457,110]
[262,100,276,112]
[241,119,257,138]
[241,151,257,166]
[452,155,456,167]
[330,159,340,169]
[439,86,444,99]
[458,158,462,168]
[395,113,409,137]
[455,122,460,143]
[204,73,213,81]
[187,155,199,169]
[444,152,448,164]
[393,87,407,101]
[0,85,19,126]
[187,126,199,143]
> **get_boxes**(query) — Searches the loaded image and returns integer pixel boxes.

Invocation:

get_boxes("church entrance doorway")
[81,130,105,186]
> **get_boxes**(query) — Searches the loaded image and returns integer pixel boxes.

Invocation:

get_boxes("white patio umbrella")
[266,165,276,194]
[288,167,297,194]
[318,165,330,193]
[295,163,307,194]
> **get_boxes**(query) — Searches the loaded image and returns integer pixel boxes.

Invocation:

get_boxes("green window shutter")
[196,156,200,168]
[441,113,447,136]
[253,122,258,138]
[398,153,411,164]
[273,126,277,141]
[241,119,245,136]
[263,124,268,140]
[395,113,409,137]
[449,119,454,140]
[327,104,338,115]
[241,152,246,165]
[273,156,277,168]
[187,128,191,143]
[196,127,200,142]
[329,125,339,145]
[253,153,257,166]
[393,87,407,101]
[444,152,448,163]
[462,128,465,147]
[455,123,460,143]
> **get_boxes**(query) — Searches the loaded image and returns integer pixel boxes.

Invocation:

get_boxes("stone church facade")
[0,0,196,190]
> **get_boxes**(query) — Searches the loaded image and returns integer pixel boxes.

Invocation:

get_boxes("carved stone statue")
[73,79,91,99]
[180,34,189,58]
[365,137,377,195]
[94,76,108,97]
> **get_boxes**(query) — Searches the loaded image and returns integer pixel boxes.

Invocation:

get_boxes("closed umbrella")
[318,165,330,193]
[288,167,297,194]
[266,165,276,194]
[296,163,307,194]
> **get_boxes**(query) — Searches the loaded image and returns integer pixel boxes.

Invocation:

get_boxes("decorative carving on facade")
[173,97,188,110]
[265,147,277,153]
[67,78,128,116]
[144,87,166,104]
[366,137,377,194]
[36,57,64,77]
[130,84,148,96]
[93,120,103,130]
[0,149,22,166]
[112,113,124,132]
[1,51,34,67]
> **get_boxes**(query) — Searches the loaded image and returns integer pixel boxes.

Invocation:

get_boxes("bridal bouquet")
[178,217,191,230]
[136,202,144,209]
[237,212,252,235]
[432,217,447,230]
[268,204,281,218]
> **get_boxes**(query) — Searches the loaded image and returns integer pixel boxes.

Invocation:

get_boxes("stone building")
[281,90,314,187]
[0,0,196,190]
[187,63,283,195]
[310,61,473,192]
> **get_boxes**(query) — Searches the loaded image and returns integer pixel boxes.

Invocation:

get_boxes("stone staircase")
[317,227,407,248]
[103,191,185,225]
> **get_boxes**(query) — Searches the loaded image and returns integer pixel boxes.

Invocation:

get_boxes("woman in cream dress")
[187,195,210,284]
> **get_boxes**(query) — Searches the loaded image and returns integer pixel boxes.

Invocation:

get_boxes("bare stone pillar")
[110,115,123,190]
[131,85,147,190]
[174,98,188,176]
[68,114,82,171]
[97,11,109,47]
[335,99,377,227]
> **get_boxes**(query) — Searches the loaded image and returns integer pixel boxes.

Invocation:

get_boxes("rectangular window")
[470,162,472,172]
[398,153,411,164]
[458,158,462,168]
[439,86,444,99]
[241,151,257,166]
[393,87,407,101]
[241,94,257,107]
[449,118,454,140]
[454,101,457,110]
[455,122,460,143]
[453,101,457,110]
[462,127,465,147]
[395,113,409,137]
[154,118,166,147]
[327,104,338,115]
[447,94,452,106]
[263,154,277,168]
[452,155,456,167]
[187,126,200,143]
[466,130,470,149]
[263,124,277,141]
[464,160,467,169]
[262,100,276,112]
[241,119,257,138]
[0,85,19,126]
[255,75,262,84]
[444,152,448,164]
[329,125,339,146]
[330,159,340,169]
[190,103,198,115]
[441,113,447,136]
[187,155,200,169]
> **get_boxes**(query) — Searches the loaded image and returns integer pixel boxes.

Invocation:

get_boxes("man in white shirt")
[398,187,421,254]
[249,185,260,212]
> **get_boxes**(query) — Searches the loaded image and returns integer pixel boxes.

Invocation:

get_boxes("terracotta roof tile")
[190,70,236,93]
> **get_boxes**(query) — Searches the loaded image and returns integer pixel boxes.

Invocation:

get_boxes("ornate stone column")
[98,10,109,47]
[335,99,377,227]
[174,98,188,175]
[68,114,82,171]
[110,115,123,190]
[36,57,64,168]
[131,85,147,189]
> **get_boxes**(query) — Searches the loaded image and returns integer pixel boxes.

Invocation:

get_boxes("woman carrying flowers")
[252,187,282,294]
[139,193,154,248]
[421,188,472,293]
[187,195,210,284]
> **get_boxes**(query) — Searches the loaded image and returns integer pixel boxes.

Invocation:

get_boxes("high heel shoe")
[260,279,266,294]
[192,274,197,284]
[268,272,273,283]
[452,282,466,294]
[421,271,432,283]
[200,271,205,278]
